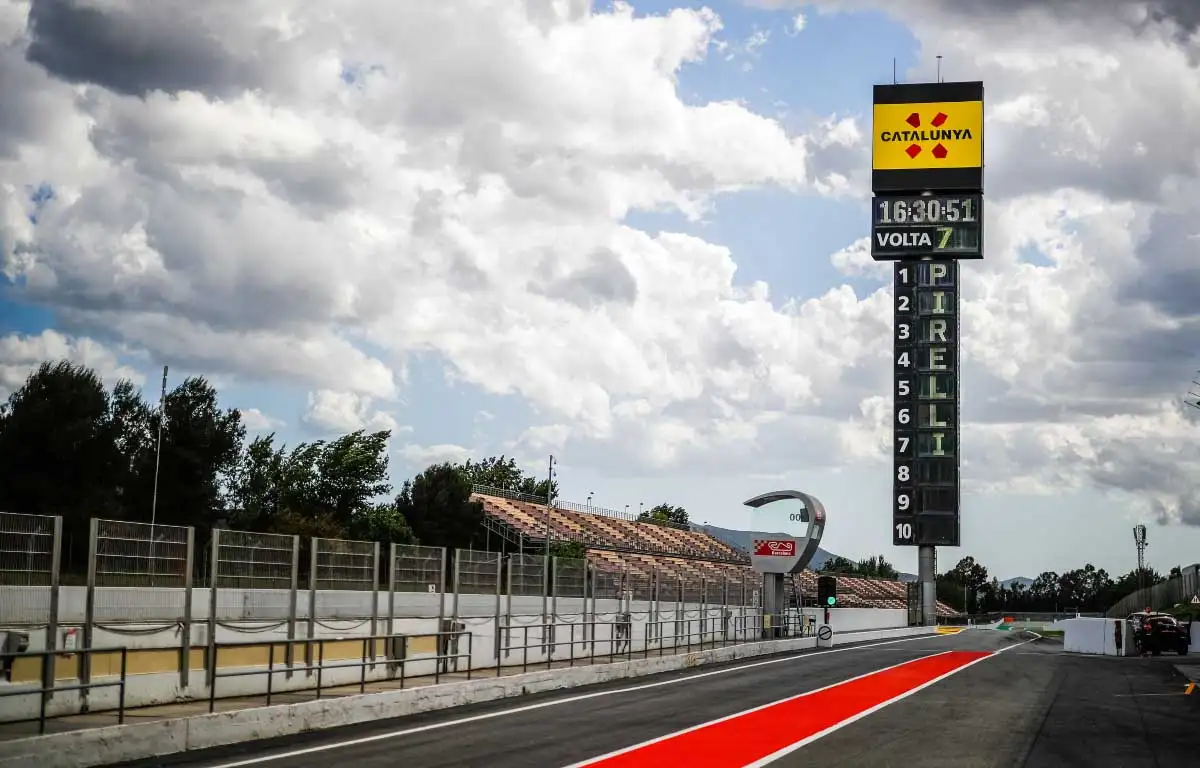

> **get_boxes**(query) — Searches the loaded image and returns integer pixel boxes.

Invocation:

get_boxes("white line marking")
[558,651,957,768]
[203,632,954,767]
[744,634,1038,767]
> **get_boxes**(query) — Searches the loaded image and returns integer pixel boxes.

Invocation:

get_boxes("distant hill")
[1001,577,1034,589]
[698,524,915,580]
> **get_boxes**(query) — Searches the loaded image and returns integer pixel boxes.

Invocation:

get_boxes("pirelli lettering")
[893,260,960,547]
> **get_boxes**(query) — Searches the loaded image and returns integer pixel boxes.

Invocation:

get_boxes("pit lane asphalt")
[114,630,1200,768]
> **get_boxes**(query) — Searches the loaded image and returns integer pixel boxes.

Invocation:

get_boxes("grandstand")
[472,486,955,616]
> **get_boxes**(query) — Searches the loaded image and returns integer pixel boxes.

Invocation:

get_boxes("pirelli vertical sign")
[893,260,960,547]
[876,80,981,549]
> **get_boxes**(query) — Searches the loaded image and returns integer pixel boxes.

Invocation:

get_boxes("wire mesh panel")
[93,519,191,621]
[313,537,376,619]
[392,544,444,593]
[554,557,586,599]
[628,571,654,602]
[509,553,545,597]
[456,550,500,594]
[0,512,58,624]
[682,577,704,605]
[455,549,500,618]
[214,530,296,620]
[592,568,624,600]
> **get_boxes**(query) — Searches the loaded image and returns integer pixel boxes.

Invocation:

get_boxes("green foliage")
[396,462,484,551]
[820,554,898,581]
[935,555,1169,614]
[637,503,688,527]
[548,541,587,560]
[458,455,557,500]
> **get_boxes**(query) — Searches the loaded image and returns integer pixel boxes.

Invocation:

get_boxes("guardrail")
[209,630,473,712]
[0,646,128,735]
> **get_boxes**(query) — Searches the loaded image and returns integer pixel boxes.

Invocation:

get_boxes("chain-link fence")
[211,529,298,621]
[0,512,60,625]
[508,553,545,597]
[91,519,192,621]
[312,537,377,619]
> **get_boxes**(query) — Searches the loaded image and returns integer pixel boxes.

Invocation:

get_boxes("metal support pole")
[387,542,397,640]
[541,552,550,655]
[451,549,460,624]
[307,539,319,669]
[81,517,98,710]
[505,555,514,659]
[369,541,381,666]
[494,553,502,665]
[44,516,62,700]
[286,535,299,673]
[206,529,220,687]
[919,545,937,626]
[180,526,194,689]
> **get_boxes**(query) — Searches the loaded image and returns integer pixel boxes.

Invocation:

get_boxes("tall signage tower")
[871,79,984,625]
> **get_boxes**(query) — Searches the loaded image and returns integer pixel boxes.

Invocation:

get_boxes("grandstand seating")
[473,490,955,617]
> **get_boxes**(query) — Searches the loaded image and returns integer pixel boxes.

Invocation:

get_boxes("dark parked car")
[1131,613,1189,656]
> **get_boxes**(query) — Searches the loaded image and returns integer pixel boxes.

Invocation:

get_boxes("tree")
[637,503,688,528]
[820,556,858,575]
[396,462,485,550]
[227,430,397,540]
[0,361,124,566]
[856,555,899,580]
[548,541,586,560]
[134,376,244,529]
[459,455,557,500]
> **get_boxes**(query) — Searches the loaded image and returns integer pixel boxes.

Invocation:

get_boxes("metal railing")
[208,630,473,713]
[0,646,128,735]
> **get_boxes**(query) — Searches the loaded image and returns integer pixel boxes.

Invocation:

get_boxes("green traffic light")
[827,596,836,606]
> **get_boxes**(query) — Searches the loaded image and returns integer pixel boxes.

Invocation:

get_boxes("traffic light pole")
[919,545,937,625]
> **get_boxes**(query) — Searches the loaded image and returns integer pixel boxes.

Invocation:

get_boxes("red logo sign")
[753,539,795,557]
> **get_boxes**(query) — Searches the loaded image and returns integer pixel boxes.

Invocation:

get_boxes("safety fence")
[1106,564,1200,618]
[0,512,786,732]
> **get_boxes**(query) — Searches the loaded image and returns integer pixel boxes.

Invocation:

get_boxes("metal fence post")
[505,555,514,660]
[180,526,194,689]
[81,517,98,709]
[451,549,461,624]
[286,535,299,673]
[387,542,397,640]
[494,552,502,666]
[541,552,550,655]
[307,538,319,670]
[42,515,63,700]
[207,528,220,687]
[437,547,447,640]
[370,540,381,667]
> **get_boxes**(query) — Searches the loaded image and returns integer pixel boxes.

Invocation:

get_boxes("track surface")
[119,631,1199,768]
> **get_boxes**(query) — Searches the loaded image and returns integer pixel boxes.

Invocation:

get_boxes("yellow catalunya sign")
[873,100,983,171]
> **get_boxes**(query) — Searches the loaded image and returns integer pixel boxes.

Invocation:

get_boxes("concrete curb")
[0,626,934,768]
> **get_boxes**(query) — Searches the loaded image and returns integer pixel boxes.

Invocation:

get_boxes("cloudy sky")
[3,0,1200,580]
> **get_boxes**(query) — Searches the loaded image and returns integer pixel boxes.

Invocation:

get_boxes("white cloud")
[241,407,284,432]
[303,389,402,435]
[0,330,143,398]
[6,0,1200,533]
[400,442,474,467]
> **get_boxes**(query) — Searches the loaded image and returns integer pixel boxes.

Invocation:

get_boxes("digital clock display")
[874,195,981,226]
[870,194,984,261]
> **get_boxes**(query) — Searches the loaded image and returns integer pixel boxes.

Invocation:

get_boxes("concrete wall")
[0,625,937,768]
[1061,617,1128,656]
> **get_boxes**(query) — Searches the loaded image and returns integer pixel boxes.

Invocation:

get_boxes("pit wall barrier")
[0,625,937,768]
[0,582,908,722]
